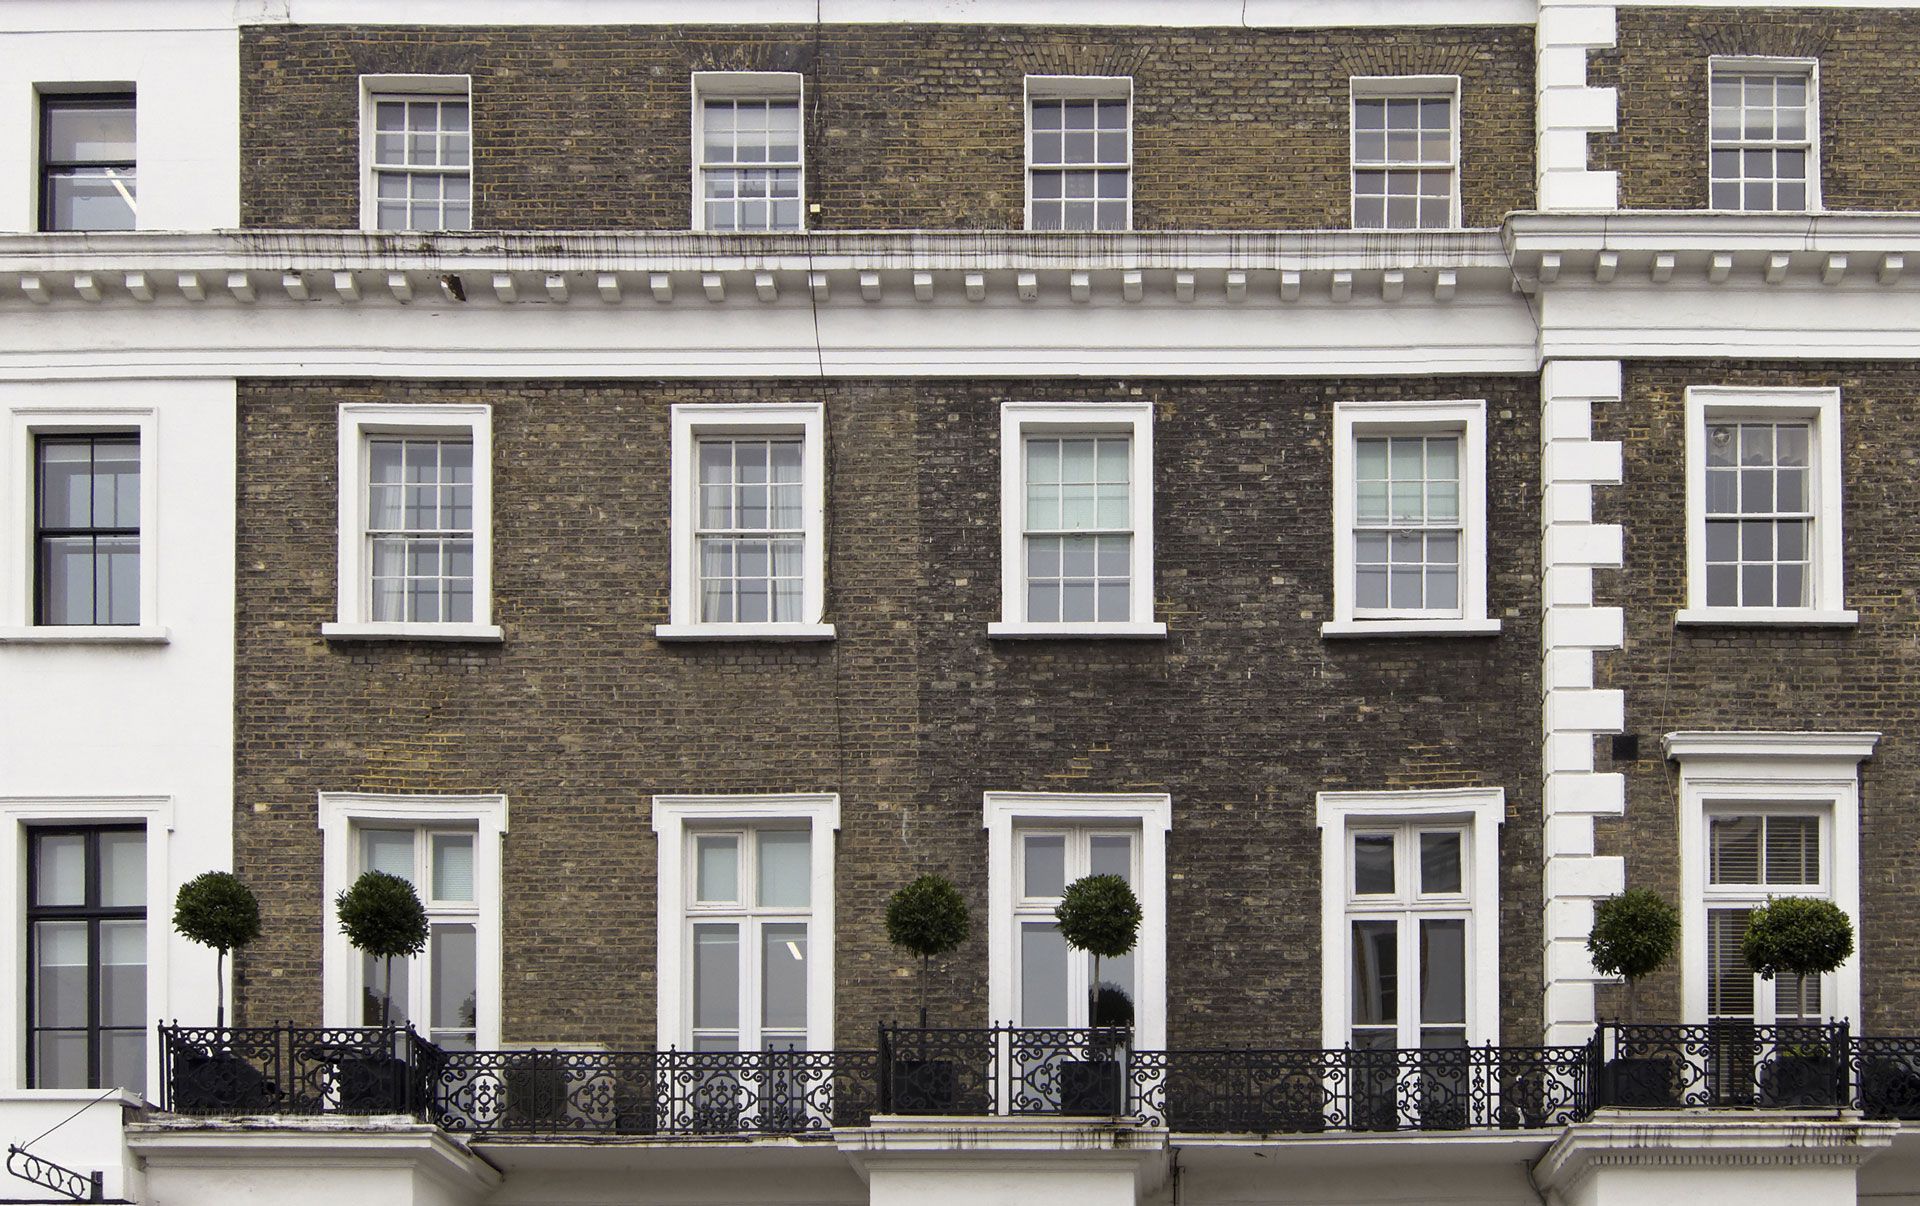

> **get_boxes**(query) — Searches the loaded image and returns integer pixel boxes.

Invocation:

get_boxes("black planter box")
[172,1049,278,1113]
[889,1058,960,1113]
[1059,1059,1122,1116]
[338,1054,413,1113]
[1761,1054,1841,1108]
[1599,1055,1682,1108]
[1860,1056,1920,1119]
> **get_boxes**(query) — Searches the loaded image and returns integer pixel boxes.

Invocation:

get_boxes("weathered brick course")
[1591,8,1920,211]
[1593,361,1920,1030]
[239,24,1535,231]
[233,375,1544,1048]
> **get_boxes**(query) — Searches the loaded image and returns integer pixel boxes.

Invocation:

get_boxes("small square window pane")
[99,831,145,908]
[1707,563,1738,606]
[1356,566,1389,609]
[431,834,474,902]
[1028,580,1060,621]
[696,837,739,907]
[1023,834,1066,897]
[1090,834,1133,883]
[757,830,811,908]
[363,829,416,882]
[1419,832,1461,894]
[34,833,87,906]
[1353,833,1394,894]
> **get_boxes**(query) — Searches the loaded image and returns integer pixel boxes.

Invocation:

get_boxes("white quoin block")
[1543,483,1595,527]
[1546,440,1623,485]
[1538,5,1617,50]
[1545,896,1598,942]
[1542,86,1617,132]
[1540,169,1619,210]
[1545,523,1624,569]
[1545,813,1598,858]
[1545,731,1598,775]
[1547,936,1602,982]
[1544,359,1623,402]
[1545,854,1625,899]
[1546,606,1624,650]
[1546,688,1625,734]
[1544,644,1597,690]
[1543,396,1595,441]
[1544,564,1596,609]
[1546,772,1626,816]
[1537,48,1591,86]
[1544,982,1599,1030]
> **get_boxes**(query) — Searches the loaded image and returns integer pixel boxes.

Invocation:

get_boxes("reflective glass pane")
[696,835,739,903]
[34,833,86,906]
[430,923,477,1034]
[1710,815,1762,884]
[1419,919,1465,1025]
[431,834,475,902]
[1708,908,1755,1019]
[1354,833,1394,895]
[362,829,416,883]
[761,923,808,1031]
[99,831,145,908]
[33,921,89,1026]
[46,172,136,231]
[694,923,740,1031]
[47,101,135,162]
[1089,834,1133,883]
[1020,922,1070,1027]
[1023,834,1066,897]
[757,830,811,908]
[1352,920,1397,1026]
[33,1031,88,1089]
[101,1029,145,1091]
[98,919,146,1027]
[361,950,410,1026]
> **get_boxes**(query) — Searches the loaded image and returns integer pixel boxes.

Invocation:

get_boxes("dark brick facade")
[1590,7,1920,212]
[239,24,1535,232]
[1592,361,1920,1031]
[232,375,1544,1048]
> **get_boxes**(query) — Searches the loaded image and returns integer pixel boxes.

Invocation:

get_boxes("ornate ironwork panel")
[1594,1021,1849,1109]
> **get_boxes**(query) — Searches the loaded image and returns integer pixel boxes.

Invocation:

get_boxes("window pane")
[33,833,86,906]
[1763,815,1820,886]
[1419,918,1465,1025]
[33,1031,88,1090]
[1023,834,1066,897]
[47,101,135,162]
[101,1029,145,1092]
[761,923,808,1032]
[1353,834,1394,895]
[362,950,410,1026]
[1020,922,1070,1027]
[98,919,146,1028]
[99,831,145,908]
[1089,834,1133,884]
[1419,832,1461,894]
[431,834,475,902]
[1708,908,1755,1019]
[430,923,478,1039]
[362,829,416,883]
[756,830,811,908]
[696,835,738,903]
[33,920,89,1027]
[46,172,137,231]
[1351,920,1397,1026]
[693,923,740,1031]
[1096,949,1135,1026]
[1709,815,1761,884]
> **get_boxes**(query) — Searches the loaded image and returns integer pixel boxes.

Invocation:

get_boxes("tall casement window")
[34,434,139,626]
[685,826,813,1052]
[652,795,838,1052]
[1317,790,1502,1053]
[1014,828,1139,1028]
[1710,60,1817,212]
[40,93,136,232]
[693,73,804,232]
[328,404,497,641]
[361,77,472,232]
[1667,731,1871,1027]
[1682,387,1850,626]
[992,403,1161,638]
[1350,78,1460,230]
[27,827,146,1089]
[319,794,506,1049]
[356,826,479,1048]
[661,404,830,641]
[1026,77,1131,232]
[1328,399,1494,637]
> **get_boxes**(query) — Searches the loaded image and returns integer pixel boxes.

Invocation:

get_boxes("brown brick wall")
[1590,8,1920,211]
[1593,361,1920,1031]
[232,375,1544,1048]
[239,24,1535,231]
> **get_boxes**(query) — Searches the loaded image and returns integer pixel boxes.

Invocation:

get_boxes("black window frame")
[25,825,147,1090]
[34,432,141,627]
[39,91,137,233]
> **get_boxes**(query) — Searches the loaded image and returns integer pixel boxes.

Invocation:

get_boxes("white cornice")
[1534,1115,1898,1197]
[1661,731,1882,763]
[1507,211,1920,290]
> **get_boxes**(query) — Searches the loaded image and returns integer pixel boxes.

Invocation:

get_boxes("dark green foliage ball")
[1055,875,1142,959]
[173,872,262,954]
[1587,888,1681,983]
[336,871,429,960]
[1743,896,1854,980]
[886,875,971,958]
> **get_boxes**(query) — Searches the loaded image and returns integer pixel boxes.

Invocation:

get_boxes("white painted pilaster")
[1536,1,1619,211]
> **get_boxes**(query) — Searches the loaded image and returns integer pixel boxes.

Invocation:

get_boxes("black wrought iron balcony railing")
[159,1023,433,1115]
[159,1022,1920,1138]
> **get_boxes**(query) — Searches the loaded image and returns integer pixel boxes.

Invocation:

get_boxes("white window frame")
[318,792,507,1049]
[651,793,839,1052]
[1707,56,1820,214]
[1024,75,1133,234]
[350,824,483,1045]
[983,792,1171,1050]
[990,402,1162,639]
[358,74,473,233]
[1326,398,1496,638]
[1349,75,1462,231]
[658,402,831,642]
[1680,386,1852,627]
[1665,731,1873,1027]
[0,796,173,1098]
[324,403,497,642]
[690,71,805,233]
[1,406,163,643]
[1316,787,1503,1049]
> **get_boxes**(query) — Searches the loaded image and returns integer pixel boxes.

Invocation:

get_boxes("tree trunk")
[215,948,226,1030]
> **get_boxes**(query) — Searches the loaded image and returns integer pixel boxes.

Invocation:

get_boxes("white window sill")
[987,621,1169,640]
[1675,607,1858,628]
[1320,618,1502,639]
[654,622,837,642]
[321,621,505,642]
[0,625,170,645]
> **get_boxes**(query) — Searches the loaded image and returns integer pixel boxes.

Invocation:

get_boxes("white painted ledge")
[0,624,170,644]
[1674,607,1858,628]
[987,621,1169,640]
[654,622,836,642]
[1320,618,1502,639]
[321,621,504,642]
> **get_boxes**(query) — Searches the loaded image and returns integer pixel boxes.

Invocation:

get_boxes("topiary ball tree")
[886,875,971,1027]
[173,872,262,1030]
[1587,888,1681,1022]
[1055,875,1142,1030]
[336,871,429,1028]
[1743,896,1854,1019]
